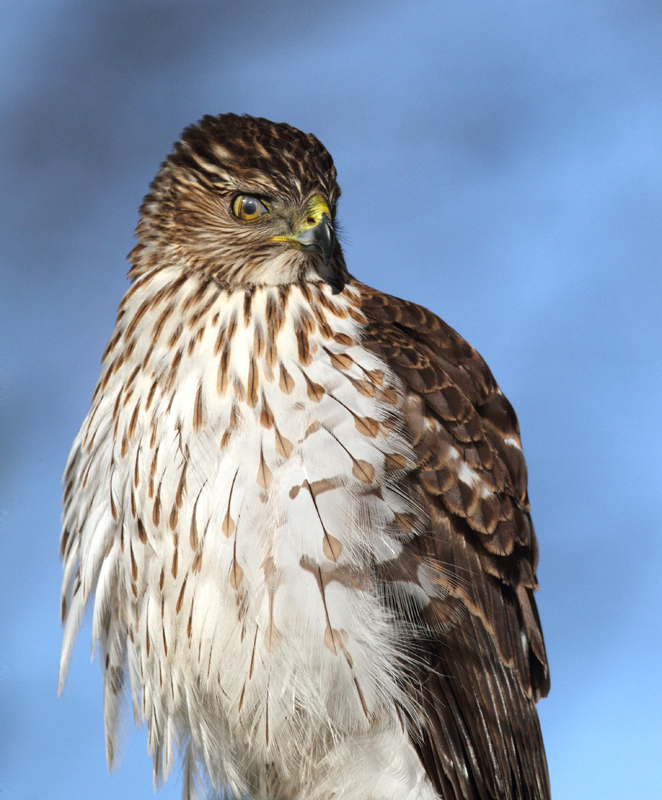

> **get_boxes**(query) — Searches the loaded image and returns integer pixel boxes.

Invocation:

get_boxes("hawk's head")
[129,113,347,292]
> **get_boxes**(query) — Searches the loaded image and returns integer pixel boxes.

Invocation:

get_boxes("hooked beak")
[271,196,342,291]
[293,212,335,269]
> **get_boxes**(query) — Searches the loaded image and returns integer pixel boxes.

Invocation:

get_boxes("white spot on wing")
[457,461,480,486]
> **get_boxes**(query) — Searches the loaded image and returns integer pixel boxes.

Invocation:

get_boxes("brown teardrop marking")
[176,575,188,614]
[222,469,239,537]
[384,452,408,471]
[279,363,295,394]
[345,375,376,398]
[295,320,312,366]
[171,534,179,578]
[300,369,324,402]
[130,542,138,581]
[324,347,354,371]
[257,449,273,490]
[274,426,293,459]
[260,394,274,429]
[217,342,231,396]
[353,415,380,438]
[229,558,244,590]
[329,393,380,438]
[187,601,194,639]
[164,348,183,393]
[253,322,265,359]
[352,458,375,484]
[247,355,259,408]
[193,384,204,432]
[322,534,343,562]
[152,485,162,526]
[222,510,235,538]
[175,460,188,508]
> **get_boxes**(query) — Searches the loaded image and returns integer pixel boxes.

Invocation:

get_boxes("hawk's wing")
[359,283,550,800]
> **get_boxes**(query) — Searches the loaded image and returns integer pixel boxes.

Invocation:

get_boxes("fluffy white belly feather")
[60,270,437,799]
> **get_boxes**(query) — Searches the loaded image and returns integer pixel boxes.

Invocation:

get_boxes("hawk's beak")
[271,196,336,276]
[293,212,335,269]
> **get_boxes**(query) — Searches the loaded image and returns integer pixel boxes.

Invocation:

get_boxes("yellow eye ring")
[232,194,270,221]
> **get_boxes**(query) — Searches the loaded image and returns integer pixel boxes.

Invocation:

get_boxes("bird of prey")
[59,113,550,800]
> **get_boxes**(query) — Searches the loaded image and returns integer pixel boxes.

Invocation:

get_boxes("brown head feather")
[129,113,346,288]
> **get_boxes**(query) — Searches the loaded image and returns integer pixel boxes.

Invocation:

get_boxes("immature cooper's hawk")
[59,114,550,800]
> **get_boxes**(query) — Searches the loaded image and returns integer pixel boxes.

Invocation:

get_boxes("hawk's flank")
[59,113,550,800]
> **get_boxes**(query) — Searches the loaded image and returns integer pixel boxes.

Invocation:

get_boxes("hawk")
[59,113,550,800]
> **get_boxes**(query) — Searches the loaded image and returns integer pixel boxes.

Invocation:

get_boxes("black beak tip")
[316,213,335,266]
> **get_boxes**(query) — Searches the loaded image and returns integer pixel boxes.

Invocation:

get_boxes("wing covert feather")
[358,283,550,800]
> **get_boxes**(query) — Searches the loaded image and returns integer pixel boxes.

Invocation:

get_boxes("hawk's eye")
[232,195,269,221]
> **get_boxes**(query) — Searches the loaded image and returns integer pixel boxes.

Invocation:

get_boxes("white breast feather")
[59,269,437,800]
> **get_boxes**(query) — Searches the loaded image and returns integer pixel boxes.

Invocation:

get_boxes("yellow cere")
[271,195,331,245]
[301,195,331,229]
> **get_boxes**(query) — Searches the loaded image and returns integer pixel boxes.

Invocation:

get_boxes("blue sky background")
[1,1,661,798]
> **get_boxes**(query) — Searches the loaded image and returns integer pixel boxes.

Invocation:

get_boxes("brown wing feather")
[358,281,550,800]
